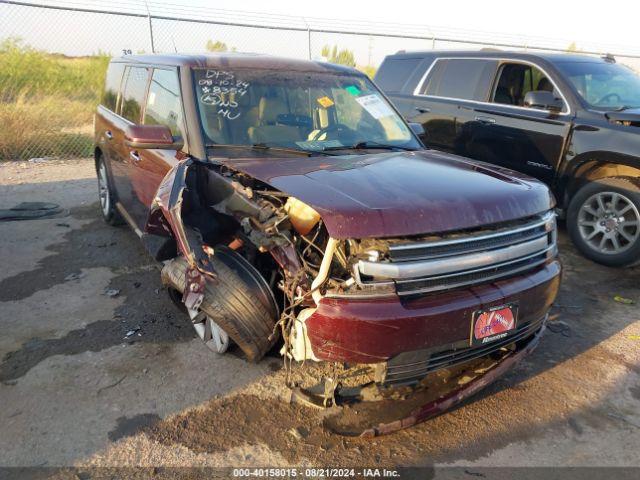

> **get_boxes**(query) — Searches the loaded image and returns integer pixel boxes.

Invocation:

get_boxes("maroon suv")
[95,53,560,435]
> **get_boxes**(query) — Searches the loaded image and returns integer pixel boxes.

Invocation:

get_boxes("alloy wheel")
[577,191,640,255]
[98,162,111,217]
[189,310,230,354]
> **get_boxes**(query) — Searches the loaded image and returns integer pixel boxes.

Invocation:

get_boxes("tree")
[321,44,356,67]
[567,42,579,52]
[357,65,377,79]
[206,40,236,52]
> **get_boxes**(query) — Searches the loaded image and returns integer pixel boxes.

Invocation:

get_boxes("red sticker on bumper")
[472,305,517,345]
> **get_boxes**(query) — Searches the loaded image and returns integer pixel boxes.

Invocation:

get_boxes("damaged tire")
[161,248,279,362]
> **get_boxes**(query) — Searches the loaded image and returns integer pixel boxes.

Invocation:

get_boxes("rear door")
[95,62,125,193]
[409,58,498,154]
[109,65,151,222]
[130,67,186,229]
[463,61,574,185]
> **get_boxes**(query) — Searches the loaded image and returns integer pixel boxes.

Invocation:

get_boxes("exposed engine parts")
[154,159,355,368]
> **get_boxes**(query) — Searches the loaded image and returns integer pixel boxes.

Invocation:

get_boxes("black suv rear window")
[421,59,497,101]
[375,58,422,92]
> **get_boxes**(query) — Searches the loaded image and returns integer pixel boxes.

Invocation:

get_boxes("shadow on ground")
[0,203,196,383]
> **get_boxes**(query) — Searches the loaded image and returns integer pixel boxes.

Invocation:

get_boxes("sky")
[183,0,640,52]
[2,0,640,67]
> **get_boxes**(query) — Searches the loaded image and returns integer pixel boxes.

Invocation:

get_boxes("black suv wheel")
[568,177,640,267]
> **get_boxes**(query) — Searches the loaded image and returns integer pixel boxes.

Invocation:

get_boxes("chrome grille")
[355,211,557,296]
[383,315,546,386]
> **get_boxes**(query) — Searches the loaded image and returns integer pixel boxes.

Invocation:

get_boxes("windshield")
[193,68,420,153]
[555,61,640,110]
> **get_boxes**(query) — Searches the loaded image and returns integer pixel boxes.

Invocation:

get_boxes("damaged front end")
[147,157,560,434]
[148,157,352,362]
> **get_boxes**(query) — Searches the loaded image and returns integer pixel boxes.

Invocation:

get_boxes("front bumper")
[335,324,545,436]
[305,260,561,364]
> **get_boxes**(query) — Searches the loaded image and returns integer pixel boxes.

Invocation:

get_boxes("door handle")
[129,151,141,162]
[415,106,431,114]
[475,116,496,125]
[105,130,113,140]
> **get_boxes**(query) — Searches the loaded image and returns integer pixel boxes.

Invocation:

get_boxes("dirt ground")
[0,159,639,475]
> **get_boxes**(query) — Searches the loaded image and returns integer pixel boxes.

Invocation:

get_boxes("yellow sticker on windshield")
[317,96,335,108]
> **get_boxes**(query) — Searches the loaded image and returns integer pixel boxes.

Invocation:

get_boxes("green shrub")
[0,39,108,160]
[0,38,109,102]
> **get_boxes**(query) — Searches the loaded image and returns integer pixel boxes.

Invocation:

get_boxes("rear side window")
[120,66,150,123]
[375,57,422,92]
[144,68,184,138]
[421,59,497,101]
[101,63,125,112]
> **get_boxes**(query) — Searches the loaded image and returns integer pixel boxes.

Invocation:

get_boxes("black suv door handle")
[475,116,496,125]
[105,130,113,140]
[415,107,431,114]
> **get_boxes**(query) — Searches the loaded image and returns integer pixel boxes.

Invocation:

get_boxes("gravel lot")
[0,159,639,475]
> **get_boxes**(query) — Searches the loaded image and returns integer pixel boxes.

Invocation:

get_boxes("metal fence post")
[301,17,311,60]
[144,0,155,53]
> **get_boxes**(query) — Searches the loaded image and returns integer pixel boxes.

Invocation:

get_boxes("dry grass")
[0,92,94,159]
[0,39,108,160]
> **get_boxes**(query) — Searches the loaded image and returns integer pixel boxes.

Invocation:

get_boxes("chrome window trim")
[412,57,571,116]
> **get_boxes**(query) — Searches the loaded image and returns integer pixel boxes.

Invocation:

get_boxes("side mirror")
[524,91,564,112]
[124,124,184,150]
[409,122,426,137]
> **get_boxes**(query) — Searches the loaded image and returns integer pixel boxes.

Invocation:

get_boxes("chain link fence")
[2,0,640,160]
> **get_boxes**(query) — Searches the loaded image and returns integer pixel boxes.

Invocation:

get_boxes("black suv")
[376,50,640,266]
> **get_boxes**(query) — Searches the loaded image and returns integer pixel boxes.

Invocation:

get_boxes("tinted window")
[144,69,184,138]
[375,57,422,92]
[101,63,125,111]
[422,59,497,101]
[120,66,150,123]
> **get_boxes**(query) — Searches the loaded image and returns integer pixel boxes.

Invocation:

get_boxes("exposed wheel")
[161,248,279,362]
[189,310,231,354]
[96,156,123,225]
[568,177,640,266]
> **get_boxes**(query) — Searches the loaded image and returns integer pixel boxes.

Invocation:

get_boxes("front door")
[129,67,186,229]
[464,61,573,185]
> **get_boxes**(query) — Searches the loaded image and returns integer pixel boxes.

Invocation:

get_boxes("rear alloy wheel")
[568,177,640,266]
[96,157,123,225]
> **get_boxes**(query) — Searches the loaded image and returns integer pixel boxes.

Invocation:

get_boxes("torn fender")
[146,159,215,276]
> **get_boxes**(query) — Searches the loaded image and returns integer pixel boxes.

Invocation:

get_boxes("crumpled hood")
[223,150,554,239]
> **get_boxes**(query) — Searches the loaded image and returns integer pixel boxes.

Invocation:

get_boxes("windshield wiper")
[205,142,313,157]
[321,141,416,152]
[613,105,639,112]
